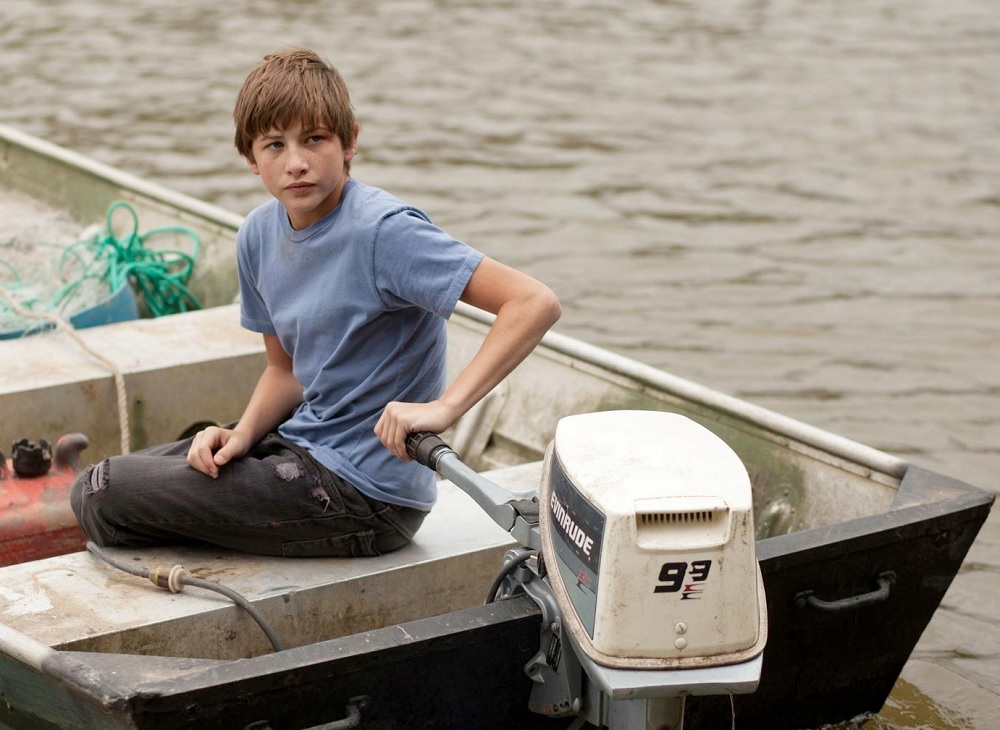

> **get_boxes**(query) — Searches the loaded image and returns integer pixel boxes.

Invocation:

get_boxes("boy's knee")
[78,459,109,493]
[70,459,112,544]
[70,458,107,505]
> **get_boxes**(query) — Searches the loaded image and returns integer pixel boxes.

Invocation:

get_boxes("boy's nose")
[287,146,309,174]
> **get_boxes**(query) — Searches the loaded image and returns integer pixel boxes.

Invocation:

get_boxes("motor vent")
[637,510,717,526]
[633,497,732,550]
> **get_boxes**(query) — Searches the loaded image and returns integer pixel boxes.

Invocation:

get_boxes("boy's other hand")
[187,426,252,478]
[375,400,455,462]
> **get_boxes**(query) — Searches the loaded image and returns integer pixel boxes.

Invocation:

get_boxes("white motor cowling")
[540,410,767,670]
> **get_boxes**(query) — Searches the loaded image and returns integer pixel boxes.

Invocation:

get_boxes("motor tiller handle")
[405,432,452,469]
[405,431,541,550]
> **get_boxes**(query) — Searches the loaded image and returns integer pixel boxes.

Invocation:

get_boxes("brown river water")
[1,0,998,727]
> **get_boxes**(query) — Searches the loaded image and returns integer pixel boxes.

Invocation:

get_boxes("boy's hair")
[233,48,359,170]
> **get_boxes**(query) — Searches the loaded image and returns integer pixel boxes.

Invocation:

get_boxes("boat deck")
[0,462,543,659]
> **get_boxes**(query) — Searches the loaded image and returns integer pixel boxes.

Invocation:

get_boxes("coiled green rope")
[52,200,204,318]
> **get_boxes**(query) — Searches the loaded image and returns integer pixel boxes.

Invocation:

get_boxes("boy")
[70,48,561,557]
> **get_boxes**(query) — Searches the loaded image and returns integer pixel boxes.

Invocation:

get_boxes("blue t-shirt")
[236,179,484,510]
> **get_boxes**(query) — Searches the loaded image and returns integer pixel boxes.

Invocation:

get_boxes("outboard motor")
[540,411,766,728]
[408,410,767,730]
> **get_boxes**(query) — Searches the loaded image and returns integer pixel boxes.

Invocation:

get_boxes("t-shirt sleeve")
[236,224,277,334]
[373,209,485,317]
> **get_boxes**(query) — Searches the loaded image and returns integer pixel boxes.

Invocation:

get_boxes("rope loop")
[57,199,205,318]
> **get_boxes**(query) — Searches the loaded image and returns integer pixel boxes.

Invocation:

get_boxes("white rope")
[0,287,131,455]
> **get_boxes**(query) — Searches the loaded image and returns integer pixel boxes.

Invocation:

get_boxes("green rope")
[53,200,204,318]
[0,200,202,330]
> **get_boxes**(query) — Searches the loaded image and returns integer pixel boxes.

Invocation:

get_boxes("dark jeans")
[70,433,427,557]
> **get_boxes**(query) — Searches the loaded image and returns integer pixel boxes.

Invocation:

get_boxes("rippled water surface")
[2,1,998,727]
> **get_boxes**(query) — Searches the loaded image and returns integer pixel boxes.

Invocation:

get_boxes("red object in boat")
[0,433,89,566]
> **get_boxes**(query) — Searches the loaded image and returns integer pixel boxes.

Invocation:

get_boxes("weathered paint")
[0,435,88,566]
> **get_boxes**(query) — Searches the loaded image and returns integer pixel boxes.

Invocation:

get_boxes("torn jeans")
[70,432,426,557]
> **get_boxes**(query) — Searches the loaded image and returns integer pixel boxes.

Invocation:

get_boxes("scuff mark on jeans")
[309,486,331,513]
[85,459,110,493]
[273,461,303,481]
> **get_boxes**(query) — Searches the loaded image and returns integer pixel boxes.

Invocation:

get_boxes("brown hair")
[233,48,359,170]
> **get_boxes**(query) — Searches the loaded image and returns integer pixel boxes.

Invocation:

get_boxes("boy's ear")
[246,156,261,176]
[346,122,361,158]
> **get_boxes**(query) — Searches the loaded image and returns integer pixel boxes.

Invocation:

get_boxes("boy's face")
[247,120,356,230]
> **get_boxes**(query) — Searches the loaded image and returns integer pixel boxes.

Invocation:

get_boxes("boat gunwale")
[454,302,910,482]
[0,122,244,233]
[754,474,993,563]
[0,620,127,707]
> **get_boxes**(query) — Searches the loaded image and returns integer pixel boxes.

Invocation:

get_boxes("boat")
[0,122,994,729]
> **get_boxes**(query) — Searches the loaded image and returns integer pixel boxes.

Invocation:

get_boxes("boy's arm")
[187,334,303,477]
[375,256,561,461]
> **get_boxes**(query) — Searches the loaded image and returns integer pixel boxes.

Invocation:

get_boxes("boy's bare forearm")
[440,286,561,418]
[186,364,302,477]
[233,364,304,445]
[374,285,559,462]
[443,256,562,420]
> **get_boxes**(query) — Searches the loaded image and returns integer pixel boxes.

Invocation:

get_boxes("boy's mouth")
[285,182,315,195]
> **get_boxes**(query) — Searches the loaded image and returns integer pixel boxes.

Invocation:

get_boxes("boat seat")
[0,461,545,660]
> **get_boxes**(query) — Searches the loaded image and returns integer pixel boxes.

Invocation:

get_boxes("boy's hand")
[186,426,253,478]
[375,400,455,462]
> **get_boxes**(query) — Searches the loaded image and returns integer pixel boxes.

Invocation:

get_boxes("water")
[2,0,998,726]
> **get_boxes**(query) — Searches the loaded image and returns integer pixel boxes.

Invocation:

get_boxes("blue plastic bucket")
[0,282,139,340]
